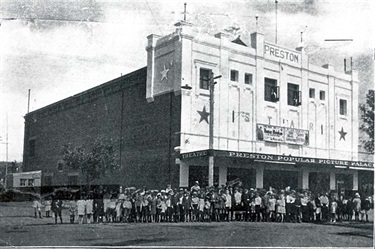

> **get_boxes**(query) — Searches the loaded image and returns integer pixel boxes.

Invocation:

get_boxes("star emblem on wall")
[197,106,210,124]
[338,127,347,141]
[160,64,169,82]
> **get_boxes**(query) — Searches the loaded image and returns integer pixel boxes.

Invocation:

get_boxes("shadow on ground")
[335,231,373,239]
[92,237,171,246]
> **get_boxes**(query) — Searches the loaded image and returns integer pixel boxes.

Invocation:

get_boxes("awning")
[180,149,374,171]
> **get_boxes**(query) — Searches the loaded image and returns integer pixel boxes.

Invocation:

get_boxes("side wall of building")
[23,68,181,189]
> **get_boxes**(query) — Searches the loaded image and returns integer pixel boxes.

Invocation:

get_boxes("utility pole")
[275,0,278,44]
[208,73,221,187]
[4,113,8,189]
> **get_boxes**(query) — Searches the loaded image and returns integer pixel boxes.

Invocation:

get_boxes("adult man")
[241,189,251,221]
[233,188,242,221]
[320,193,329,222]
[52,197,63,224]
[33,197,43,219]
[352,193,361,221]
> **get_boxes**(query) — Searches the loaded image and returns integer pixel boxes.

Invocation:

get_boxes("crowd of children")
[35,182,373,224]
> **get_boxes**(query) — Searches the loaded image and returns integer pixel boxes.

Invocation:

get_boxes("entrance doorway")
[227,168,255,189]
[309,172,330,194]
[336,173,353,196]
[189,165,219,188]
[264,170,298,190]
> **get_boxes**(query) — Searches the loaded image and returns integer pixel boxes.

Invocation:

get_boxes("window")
[20,179,26,186]
[27,179,34,186]
[29,139,36,157]
[339,99,347,116]
[244,73,253,85]
[199,68,211,90]
[264,78,279,102]
[230,70,239,82]
[319,90,326,101]
[287,83,301,106]
[309,88,315,98]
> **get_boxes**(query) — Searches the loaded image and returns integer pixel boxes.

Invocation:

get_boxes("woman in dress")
[276,193,286,222]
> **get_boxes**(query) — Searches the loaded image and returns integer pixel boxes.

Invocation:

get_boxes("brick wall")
[23,67,181,189]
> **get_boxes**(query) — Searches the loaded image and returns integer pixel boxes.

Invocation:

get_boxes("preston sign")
[264,43,300,65]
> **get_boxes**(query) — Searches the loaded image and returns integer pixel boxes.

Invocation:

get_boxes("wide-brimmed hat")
[355,193,360,197]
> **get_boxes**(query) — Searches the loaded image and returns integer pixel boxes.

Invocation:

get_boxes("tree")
[359,89,374,153]
[62,139,120,191]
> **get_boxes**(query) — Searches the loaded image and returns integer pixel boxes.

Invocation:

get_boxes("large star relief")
[197,106,210,124]
[338,127,347,141]
[160,64,169,82]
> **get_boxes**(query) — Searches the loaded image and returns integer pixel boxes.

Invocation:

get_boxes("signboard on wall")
[257,123,309,145]
[180,150,374,169]
[264,43,301,65]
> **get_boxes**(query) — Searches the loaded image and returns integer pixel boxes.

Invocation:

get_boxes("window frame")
[287,83,301,106]
[199,68,212,90]
[339,99,348,116]
[230,69,239,82]
[27,179,34,187]
[244,73,253,85]
[20,179,26,186]
[264,77,279,102]
[309,88,315,99]
[319,90,326,101]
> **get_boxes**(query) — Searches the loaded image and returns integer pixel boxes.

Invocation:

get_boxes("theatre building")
[23,21,373,194]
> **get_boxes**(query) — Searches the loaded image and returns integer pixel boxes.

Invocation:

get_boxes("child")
[190,192,199,222]
[276,194,286,222]
[183,192,191,222]
[150,193,157,223]
[330,196,337,223]
[159,195,167,222]
[204,196,211,222]
[33,197,43,219]
[141,193,150,223]
[69,197,77,224]
[268,194,276,222]
[198,192,205,222]
[122,196,132,222]
[77,197,86,224]
[115,199,122,223]
[44,197,52,218]
[165,193,173,222]
[86,196,94,224]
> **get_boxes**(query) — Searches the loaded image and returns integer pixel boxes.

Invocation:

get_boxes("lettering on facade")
[226,151,372,168]
[264,44,300,63]
[180,150,208,159]
[181,150,374,169]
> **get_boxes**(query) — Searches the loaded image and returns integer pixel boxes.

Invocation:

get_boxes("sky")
[0,0,374,162]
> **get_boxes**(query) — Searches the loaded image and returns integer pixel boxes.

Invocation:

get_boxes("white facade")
[12,170,42,188]
[146,22,371,190]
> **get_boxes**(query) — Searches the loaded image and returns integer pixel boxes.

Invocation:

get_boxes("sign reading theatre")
[264,43,300,64]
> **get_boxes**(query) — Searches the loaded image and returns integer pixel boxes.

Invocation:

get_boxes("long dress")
[277,198,286,214]
[77,200,86,216]
[150,197,157,215]
[86,199,94,215]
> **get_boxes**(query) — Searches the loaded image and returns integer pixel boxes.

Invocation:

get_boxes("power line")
[144,0,163,35]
